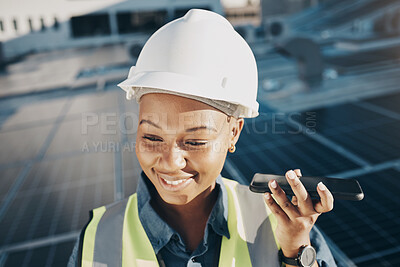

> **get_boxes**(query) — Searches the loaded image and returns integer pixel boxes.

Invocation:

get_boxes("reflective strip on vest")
[223,179,280,266]
[81,178,280,267]
[81,206,106,267]
[122,194,159,266]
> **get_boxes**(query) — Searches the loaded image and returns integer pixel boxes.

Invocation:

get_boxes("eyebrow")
[185,126,218,133]
[139,119,161,129]
[139,120,218,132]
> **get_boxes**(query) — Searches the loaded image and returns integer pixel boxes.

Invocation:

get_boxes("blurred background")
[0,0,399,266]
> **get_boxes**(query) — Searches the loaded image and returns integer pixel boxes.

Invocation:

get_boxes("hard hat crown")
[118,9,259,118]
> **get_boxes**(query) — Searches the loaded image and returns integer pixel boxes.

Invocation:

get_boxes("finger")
[314,182,334,213]
[264,193,290,223]
[291,196,298,206]
[294,169,302,177]
[269,179,299,219]
[285,170,313,209]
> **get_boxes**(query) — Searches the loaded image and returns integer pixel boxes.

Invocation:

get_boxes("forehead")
[139,93,220,113]
[138,93,227,129]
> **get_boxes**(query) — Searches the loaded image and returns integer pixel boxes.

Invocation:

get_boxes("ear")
[230,118,244,146]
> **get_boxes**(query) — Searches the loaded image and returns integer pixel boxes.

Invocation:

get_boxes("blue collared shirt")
[68,173,337,266]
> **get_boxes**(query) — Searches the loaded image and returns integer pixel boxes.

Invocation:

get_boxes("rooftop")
[0,1,400,266]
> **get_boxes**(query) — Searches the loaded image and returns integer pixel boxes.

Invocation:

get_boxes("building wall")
[0,0,223,59]
[261,0,313,18]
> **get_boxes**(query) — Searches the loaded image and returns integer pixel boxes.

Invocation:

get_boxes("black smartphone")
[249,173,364,201]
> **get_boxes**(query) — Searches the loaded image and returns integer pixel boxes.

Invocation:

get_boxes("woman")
[69,9,336,267]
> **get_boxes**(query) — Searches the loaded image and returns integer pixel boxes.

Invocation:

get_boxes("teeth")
[162,178,186,185]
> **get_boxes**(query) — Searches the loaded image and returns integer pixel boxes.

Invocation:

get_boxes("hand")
[263,169,334,261]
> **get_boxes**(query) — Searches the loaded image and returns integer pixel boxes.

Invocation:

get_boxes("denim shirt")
[68,173,337,267]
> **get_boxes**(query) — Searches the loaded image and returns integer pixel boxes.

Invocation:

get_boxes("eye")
[185,141,207,146]
[143,135,163,142]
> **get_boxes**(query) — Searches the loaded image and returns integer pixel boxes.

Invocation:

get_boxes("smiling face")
[136,93,243,205]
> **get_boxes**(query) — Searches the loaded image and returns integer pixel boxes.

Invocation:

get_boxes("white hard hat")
[118,9,259,118]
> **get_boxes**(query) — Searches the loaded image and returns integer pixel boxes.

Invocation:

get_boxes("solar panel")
[292,103,400,164]
[365,91,400,114]
[3,241,75,267]
[222,115,360,182]
[2,85,397,265]
[316,169,400,266]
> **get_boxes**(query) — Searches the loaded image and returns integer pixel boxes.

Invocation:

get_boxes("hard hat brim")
[118,70,259,118]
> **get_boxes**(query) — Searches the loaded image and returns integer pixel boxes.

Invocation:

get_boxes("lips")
[163,178,186,185]
[156,172,196,192]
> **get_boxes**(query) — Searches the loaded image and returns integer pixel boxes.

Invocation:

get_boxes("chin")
[160,193,193,205]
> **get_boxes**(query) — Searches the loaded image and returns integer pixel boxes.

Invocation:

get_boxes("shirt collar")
[137,172,230,253]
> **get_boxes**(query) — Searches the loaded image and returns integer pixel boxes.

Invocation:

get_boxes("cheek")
[195,144,228,173]
[135,140,158,167]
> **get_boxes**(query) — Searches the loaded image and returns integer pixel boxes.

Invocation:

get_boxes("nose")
[159,143,187,171]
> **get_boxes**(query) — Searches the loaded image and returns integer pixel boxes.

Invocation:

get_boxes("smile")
[162,178,187,185]
[157,173,196,191]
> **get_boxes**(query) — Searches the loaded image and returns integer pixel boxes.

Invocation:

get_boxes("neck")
[151,182,219,251]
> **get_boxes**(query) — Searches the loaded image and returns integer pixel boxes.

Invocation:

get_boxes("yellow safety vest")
[79,178,281,266]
